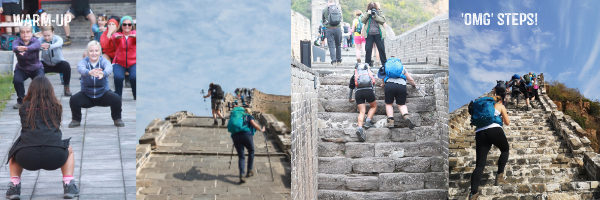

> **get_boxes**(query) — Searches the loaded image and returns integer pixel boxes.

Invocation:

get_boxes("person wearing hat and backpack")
[322,0,343,66]
[378,57,417,129]
[203,83,227,126]
[227,106,264,184]
[467,95,510,200]
[348,63,377,142]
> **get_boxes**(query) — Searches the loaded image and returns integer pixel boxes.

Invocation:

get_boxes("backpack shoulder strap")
[368,69,375,84]
[354,69,359,86]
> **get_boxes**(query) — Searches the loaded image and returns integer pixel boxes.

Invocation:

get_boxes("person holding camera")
[322,0,343,66]
[361,2,387,68]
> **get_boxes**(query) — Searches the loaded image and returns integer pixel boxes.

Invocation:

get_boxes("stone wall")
[41,2,136,43]
[256,112,292,158]
[292,10,312,61]
[385,13,449,67]
[434,72,450,188]
[250,89,291,115]
[290,58,319,200]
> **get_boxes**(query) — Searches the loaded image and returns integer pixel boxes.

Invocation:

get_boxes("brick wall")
[292,10,311,61]
[291,58,319,200]
[385,14,449,67]
[41,2,136,43]
[434,72,450,189]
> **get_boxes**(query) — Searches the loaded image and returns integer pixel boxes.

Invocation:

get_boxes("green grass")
[0,74,14,112]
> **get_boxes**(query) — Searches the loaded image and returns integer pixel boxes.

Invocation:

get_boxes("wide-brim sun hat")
[377,66,386,79]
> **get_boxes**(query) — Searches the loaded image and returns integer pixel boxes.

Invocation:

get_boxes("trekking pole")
[229,143,234,169]
[263,128,275,181]
[201,89,208,111]
[415,85,428,98]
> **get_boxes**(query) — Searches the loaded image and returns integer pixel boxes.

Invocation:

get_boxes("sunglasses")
[122,23,133,27]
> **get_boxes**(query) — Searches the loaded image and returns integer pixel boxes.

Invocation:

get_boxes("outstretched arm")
[203,91,212,98]
[249,119,265,132]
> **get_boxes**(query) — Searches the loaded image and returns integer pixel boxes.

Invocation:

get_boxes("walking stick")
[229,143,234,169]
[201,89,208,111]
[263,129,275,181]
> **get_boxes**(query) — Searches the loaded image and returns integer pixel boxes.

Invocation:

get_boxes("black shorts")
[511,90,520,97]
[67,6,93,19]
[2,3,22,16]
[384,82,407,105]
[355,89,375,105]
[15,146,69,171]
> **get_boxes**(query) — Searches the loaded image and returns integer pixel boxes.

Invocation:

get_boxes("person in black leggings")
[5,76,79,200]
[469,95,510,200]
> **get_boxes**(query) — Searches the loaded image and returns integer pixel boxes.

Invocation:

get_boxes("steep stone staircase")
[315,47,448,199]
[449,97,599,200]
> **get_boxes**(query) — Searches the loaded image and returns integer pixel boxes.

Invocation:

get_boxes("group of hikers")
[349,57,421,142]
[5,1,135,198]
[319,1,387,68]
[203,83,264,184]
[466,72,541,199]
[493,72,540,111]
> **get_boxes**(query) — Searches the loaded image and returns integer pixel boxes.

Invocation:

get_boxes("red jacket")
[111,30,137,68]
[100,30,116,59]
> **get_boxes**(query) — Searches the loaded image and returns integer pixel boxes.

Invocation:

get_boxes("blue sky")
[450,0,600,111]
[136,0,290,140]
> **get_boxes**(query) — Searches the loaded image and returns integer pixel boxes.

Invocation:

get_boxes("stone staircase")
[449,98,599,200]
[315,47,448,199]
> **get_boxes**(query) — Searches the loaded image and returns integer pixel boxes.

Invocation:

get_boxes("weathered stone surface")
[345,143,375,158]
[379,173,425,192]
[317,174,346,190]
[345,176,379,191]
[318,157,353,174]
[352,158,395,173]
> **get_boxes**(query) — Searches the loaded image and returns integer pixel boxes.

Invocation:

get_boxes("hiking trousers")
[365,34,387,67]
[70,90,122,121]
[42,61,71,86]
[232,133,254,175]
[13,68,45,104]
[326,28,342,62]
[471,127,509,194]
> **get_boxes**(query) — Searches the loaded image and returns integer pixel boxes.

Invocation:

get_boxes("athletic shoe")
[387,118,394,128]
[406,118,416,130]
[114,119,125,127]
[63,180,79,199]
[221,118,226,126]
[364,121,374,129]
[89,36,94,41]
[246,170,254,178]
[64,37,72,46]
[13,103,21,109]
[355,128,366,142]
[68,120,80,128]
[5,182,20,200]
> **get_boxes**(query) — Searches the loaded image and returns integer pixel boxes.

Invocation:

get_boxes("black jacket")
[7,102,69,163]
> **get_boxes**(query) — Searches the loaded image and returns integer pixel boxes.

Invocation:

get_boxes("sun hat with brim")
[377,65,386,79]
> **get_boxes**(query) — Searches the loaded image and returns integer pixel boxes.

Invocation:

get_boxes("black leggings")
[42,61,71,86]
[471,127,509,194]
[69,90,122,121]
[365,34,387,66]
[15,146,68,171]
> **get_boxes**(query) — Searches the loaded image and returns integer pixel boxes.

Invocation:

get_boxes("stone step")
[319,84,433,100]
[449,181,598,200]
[318,111,437,129]
[320,97,435,115]
[312,63,448,75]
[319,73,435,86]
[318,126,440,143]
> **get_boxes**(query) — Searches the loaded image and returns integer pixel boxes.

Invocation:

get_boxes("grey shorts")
[211,99,223,110]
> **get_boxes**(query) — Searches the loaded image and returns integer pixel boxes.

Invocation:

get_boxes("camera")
[370,9,377,16]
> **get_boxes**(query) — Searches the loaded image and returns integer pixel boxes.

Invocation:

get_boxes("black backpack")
[495,80,506,94]
[212,84,224,99]
[1,35,18,50]
[327,5,342,26]
[343,25,349,33]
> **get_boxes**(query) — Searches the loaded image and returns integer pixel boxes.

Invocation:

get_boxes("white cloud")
[578,29,600,79]
[522,0,534,8]
[509,44,531,60]
[528,27,554,63]
[557,69,575,82]
[450,20,504,54]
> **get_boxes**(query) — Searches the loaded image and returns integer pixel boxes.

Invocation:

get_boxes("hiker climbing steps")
[449,99,597,200]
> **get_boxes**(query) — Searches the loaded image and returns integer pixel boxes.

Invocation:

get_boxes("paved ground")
[0,46,136,199]
[137,118,291,200]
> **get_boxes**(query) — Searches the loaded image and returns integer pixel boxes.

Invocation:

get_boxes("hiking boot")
[246,170,254,178]
[364,121,374,129]
[355,128,366,142]
[114,119,125,127]
[13,103,22,109]
[64,86,72,96]
[468,192,479,200]
[221,118,226,126]
[495,172,509,186]
[63,179,79,199]
[68,120,80,128]
[387,118,394,128]
[331,61,336,66]
[239,174,246,184]
[89,36,94,41]
[64,36,71,46]
[6,182,20,200]
[406,118,416,130]
[213,120,218,126]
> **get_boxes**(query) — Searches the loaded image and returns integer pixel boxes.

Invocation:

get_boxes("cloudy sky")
[450,0,600,111]
[137,0,291,140]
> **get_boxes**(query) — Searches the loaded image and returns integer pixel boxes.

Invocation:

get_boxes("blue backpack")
[468,97,502,129]
[227,107,251,135]
[384,58,406,82]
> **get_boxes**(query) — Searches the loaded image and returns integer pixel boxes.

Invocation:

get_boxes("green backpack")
[227,107,251,135]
